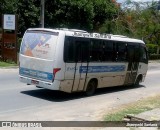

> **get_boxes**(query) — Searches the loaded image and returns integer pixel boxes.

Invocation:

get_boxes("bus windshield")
[20,31,59,60]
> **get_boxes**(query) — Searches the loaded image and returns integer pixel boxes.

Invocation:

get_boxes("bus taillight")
[53,68,61,82]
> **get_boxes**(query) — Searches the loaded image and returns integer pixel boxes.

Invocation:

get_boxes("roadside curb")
[149,60,160,63]
[0,66,18,69]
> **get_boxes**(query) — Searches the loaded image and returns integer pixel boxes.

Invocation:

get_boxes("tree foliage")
[0,0,159,54]
[104,0,160,54]
[0,0,118,35]
[45,0,117,31]
[0,0,40,35]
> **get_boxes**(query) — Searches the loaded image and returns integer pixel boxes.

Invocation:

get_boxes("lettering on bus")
[73,32,111,39]
[79,65,126,73]
[67,67,78,71]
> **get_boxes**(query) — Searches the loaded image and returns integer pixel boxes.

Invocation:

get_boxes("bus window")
[140,46,148,64]
[90,39,102,62]
[127,43,134,62]
[102,40,114,62]
[116,42,127,61]
[81,41,90,62]
[75,39,89,62]
[64,36,90,63]
[134,44,140,62]
[64,37,76,62]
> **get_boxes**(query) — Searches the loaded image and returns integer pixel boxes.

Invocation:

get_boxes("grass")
[104,95,160,121]
[0,61,17,67]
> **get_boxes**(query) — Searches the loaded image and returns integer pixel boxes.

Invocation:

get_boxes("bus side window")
[90,39,102,62]
[127,43,134,62]
[116,42,127,62]
[140,46,148,64]
[75,39,90,62]
[103,41,114,62]
[134,44,140,62]
[81,41,90,62]
[64,37,75,63]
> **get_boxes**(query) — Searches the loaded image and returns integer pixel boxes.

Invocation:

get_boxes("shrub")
[149,54,160,60]
[146,44,158,54]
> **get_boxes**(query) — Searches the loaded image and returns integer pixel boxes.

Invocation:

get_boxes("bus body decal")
[79,65,126,73]
[19,67,53,81]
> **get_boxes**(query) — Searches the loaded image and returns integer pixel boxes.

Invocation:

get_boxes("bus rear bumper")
[19,75,60,90]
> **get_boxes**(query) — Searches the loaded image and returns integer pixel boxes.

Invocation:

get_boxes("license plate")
[31,80,39,85]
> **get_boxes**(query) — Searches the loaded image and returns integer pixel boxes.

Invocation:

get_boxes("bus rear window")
[20,31,58,60]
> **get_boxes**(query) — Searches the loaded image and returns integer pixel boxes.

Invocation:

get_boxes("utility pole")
[40,0,45,28]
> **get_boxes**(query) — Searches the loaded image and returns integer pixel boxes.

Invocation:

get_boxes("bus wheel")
[85,80,97,96]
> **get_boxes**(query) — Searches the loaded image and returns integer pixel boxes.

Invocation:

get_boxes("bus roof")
[27,28,145,44]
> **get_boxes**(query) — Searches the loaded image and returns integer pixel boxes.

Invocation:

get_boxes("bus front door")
[72,39,90,92]
[124,43,139,85]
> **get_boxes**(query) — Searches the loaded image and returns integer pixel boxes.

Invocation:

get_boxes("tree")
[45,0,118,31]
[16,0,40,36]
[105,0,160,54]
[138,1,160,54]
[1,0,118,35]
[0,0,18,14]
[0,0,40,36]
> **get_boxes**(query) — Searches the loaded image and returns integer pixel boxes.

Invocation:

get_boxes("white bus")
[19,28,148,96]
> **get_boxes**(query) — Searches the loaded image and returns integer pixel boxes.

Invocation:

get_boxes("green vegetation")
[104,95,160,121]
[0,0,118,35]
[0,61,17,67]
[0,0,159,55]
[146,44,158,54]
[149,54,160,60]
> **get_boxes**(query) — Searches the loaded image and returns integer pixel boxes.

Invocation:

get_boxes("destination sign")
[73,32,112,39]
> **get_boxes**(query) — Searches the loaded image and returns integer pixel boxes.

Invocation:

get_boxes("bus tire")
[85,80,97,96]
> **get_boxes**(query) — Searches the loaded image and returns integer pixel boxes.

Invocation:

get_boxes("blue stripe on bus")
[19,67,53,81]
[79,65,126,73]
